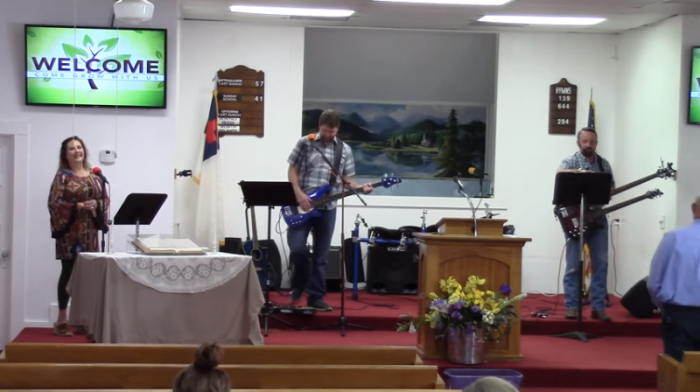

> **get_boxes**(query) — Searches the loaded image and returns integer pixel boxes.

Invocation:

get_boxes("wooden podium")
[413,217,531,361]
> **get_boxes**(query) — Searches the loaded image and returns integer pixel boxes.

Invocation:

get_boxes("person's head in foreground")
[462,377,519,392]
[693,195,700,220]
[173,343,230,392]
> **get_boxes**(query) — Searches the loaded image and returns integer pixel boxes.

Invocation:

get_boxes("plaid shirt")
[287,135,355,210]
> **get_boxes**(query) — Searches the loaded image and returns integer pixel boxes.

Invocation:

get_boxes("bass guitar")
[282,174,402,229]
[241,206,269,289]
[557,189,663,239]
[554,162,675,238]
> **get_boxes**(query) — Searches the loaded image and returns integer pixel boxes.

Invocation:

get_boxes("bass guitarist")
[286,109,373,311]
[557,127,615,322]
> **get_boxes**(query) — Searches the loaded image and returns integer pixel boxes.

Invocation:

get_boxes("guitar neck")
[313,181,384,206]
[591,194,653,219]
[250,207,259,248]
[611,172,661,196]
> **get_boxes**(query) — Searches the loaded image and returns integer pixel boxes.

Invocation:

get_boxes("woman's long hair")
[58,136,91,171]
[173,343,231,392]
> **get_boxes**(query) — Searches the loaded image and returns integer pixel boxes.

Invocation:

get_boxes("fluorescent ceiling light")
[478,15,606,25]
[229,5,355,18]
[373,0,513,4]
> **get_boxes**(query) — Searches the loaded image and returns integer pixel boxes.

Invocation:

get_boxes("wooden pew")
[658,352,700,392]
[3,343,422,365]
[0,363,445,389]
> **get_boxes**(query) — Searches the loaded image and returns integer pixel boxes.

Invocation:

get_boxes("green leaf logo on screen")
[29,32,165,90]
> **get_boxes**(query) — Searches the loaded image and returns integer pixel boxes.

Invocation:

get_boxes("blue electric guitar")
[282,175,402,229]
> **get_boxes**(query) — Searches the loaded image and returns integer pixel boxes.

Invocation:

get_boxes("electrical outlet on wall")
[659,215,666,231]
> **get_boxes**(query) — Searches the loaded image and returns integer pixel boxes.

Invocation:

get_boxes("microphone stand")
[454,177,483,236]
[308,142,373,336]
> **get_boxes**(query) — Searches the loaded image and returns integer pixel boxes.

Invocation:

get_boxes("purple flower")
[471,305,480,313]
[499,283,512,296]
[453,300,465,310]
[433,299,447,309]
[450,311,463,321]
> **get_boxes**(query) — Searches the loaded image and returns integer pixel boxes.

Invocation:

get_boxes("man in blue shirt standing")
[648,196,700,362]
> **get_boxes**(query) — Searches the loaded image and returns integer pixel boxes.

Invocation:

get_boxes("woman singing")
[48,136,110,337]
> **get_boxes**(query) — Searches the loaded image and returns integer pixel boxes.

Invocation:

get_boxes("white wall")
[495,33,618,294]
[677,16,700,228]
[175,20,305,287]
[0,0,179,335]
[613,17,682,294]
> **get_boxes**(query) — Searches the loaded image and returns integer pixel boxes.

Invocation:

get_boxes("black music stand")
[113,193,168,244]
[552,172,611,343]
[238,180,302,336]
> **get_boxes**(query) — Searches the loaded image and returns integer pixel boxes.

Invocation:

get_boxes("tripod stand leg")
[551,196,602,343]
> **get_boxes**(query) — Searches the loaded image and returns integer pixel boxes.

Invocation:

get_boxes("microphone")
[453,176,465,191]
[92,167,109,184]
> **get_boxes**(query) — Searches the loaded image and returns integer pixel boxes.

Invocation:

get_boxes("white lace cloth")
[109,252,251,294]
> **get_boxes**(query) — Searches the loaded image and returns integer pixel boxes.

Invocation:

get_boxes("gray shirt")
[287,135,355,210]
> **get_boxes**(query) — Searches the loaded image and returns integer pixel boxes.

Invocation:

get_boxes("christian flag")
[192,93,225,249]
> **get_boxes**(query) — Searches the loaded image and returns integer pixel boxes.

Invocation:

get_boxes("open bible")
[132,235,206,255]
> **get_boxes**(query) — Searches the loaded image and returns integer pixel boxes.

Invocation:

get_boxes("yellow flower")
[486,290,495,297]
[428,292,438,300]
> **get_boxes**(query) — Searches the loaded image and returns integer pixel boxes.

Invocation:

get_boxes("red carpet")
[265,291,661,337]
[9,291,662,390]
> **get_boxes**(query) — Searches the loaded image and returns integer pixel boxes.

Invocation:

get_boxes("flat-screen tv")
[689,46,700,123]
[25,25,167,108]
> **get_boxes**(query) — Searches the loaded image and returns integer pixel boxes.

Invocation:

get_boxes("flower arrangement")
[398,275,527,342]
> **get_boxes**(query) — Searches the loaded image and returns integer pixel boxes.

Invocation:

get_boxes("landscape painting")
[301,101,489,198]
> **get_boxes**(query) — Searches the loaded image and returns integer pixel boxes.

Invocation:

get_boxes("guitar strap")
[596,154,604,172]
[328,139,345,187]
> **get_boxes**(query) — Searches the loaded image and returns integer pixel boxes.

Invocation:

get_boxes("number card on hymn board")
[215,65,265,138]
[548,78,577,135]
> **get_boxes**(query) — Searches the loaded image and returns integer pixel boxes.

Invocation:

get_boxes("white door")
[0,135,12,350]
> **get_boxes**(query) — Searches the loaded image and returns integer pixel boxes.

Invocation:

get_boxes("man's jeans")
[564,216,609,311]
[286,208,337,303]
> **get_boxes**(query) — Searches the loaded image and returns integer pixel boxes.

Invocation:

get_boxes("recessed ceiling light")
[229,5,355,18]
[373,0,513,4]
[478,15,606,25]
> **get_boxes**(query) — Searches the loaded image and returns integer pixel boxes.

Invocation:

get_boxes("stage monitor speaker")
[221,238,283,290]
[296,246,343,292]
[366,244,418,295]
[620,276,657,318]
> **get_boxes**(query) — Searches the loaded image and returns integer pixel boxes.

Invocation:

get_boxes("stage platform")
[262,291,661,337]
[7,291,662,391]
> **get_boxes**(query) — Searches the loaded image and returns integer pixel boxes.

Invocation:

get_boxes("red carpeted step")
[263,292,661,337]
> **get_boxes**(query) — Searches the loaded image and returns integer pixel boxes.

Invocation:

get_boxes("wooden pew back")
[657,352,700,392]
[0,363,443,389]
[3,344,421,365]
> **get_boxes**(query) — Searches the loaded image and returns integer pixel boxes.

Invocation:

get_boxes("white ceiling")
[180,0,700,33]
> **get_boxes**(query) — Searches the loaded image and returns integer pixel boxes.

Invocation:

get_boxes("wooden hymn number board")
[216,65,265,137]
[548,78,577,135]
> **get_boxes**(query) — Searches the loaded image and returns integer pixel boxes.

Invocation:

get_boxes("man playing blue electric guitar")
[287,109,373,311]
